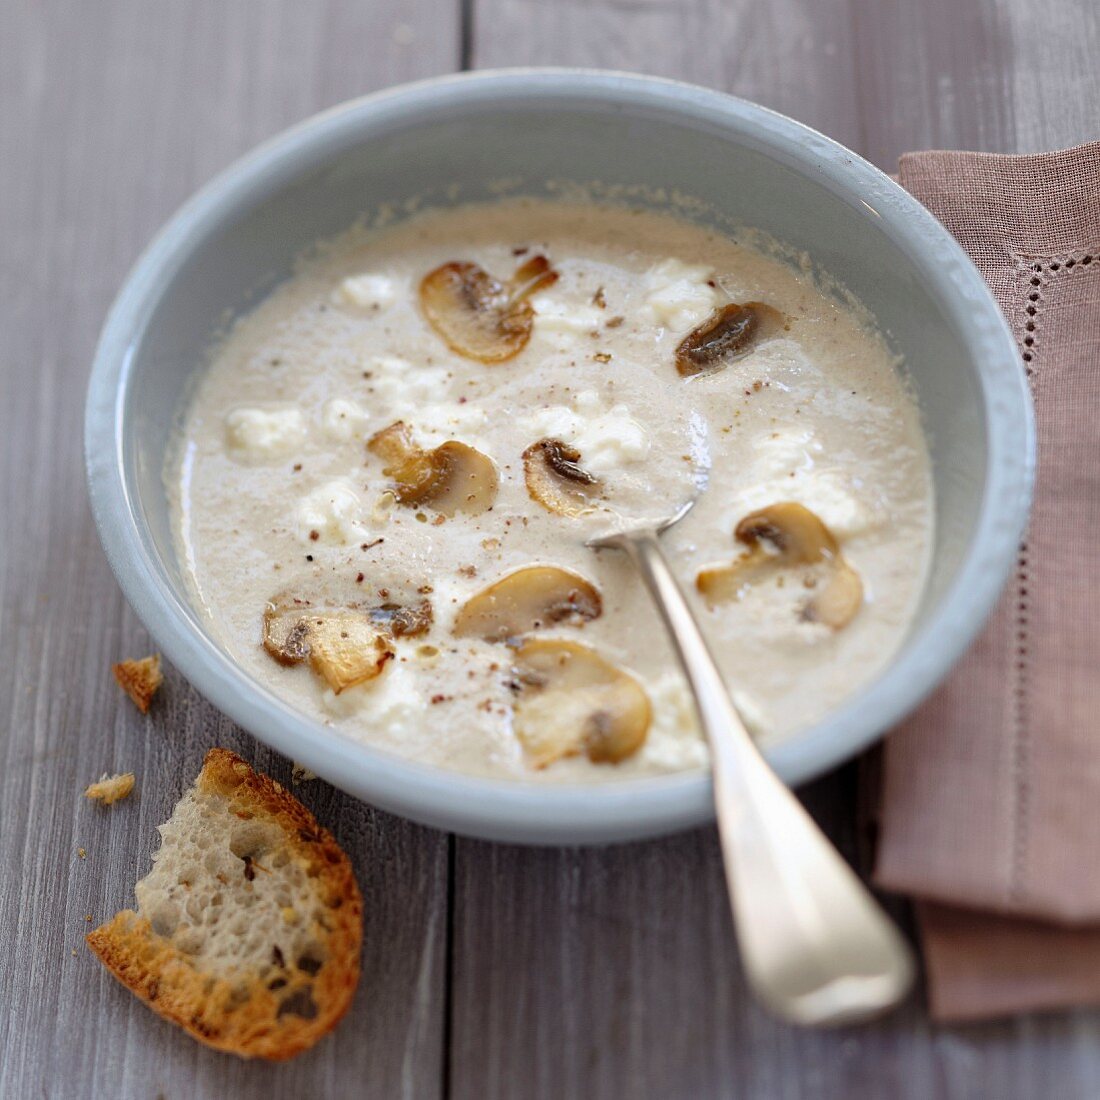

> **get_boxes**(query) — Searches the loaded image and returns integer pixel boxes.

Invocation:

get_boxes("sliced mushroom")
[395,440,497,516]
[369,599,433,638]
[510,639,651,768]
[263,603,314,666]
[366,420,418,469]
[523,438,601,517]
[266,591,433,647]
[453,566,602,642]
[419,255,558,362]
[801,564,863,629]
[367,421,498,516]
[263,604,395,692]
[675,301,785,378]
[696,502,863,629]
[306,612,394,693]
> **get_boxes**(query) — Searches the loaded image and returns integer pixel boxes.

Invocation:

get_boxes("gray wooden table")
[3,2,1098,1096]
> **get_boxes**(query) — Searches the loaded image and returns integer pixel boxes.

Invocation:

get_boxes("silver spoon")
[588,499,915,1026]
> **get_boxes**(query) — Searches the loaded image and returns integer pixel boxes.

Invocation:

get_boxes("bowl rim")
[85,68,1034,845]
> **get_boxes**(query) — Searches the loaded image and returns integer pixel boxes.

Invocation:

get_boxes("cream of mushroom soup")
[169,199,933,781]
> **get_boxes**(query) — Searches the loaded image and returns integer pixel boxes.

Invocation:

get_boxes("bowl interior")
[94,74,1028,843]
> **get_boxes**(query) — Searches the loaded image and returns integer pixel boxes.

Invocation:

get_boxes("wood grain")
[470,0,863,152]
[0,2,457,1097]
[3,0,1100,1097]
[455,1,1100,1097]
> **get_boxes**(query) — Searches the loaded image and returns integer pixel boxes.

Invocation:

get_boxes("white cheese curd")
[531,294,604,343]
[730,689,770,738]
[361,354,475,447]
[728,474,874,540]
[423,576,471,635]
[335,272,397,310]
[520,403,581,441]
[366,354,450,410]
[638,674,774,771]
[520,391,650,475]
[643,258,720,332]
[575,407,650,474]
[172,198,933,784]
[295,478,369,545]
[640,672,708,769]
[320,397,369,442]
[637,673,771,768]
[725,428,876,537]
[224,406,306,460]
[417,401,490,444]
[321,660,426,724]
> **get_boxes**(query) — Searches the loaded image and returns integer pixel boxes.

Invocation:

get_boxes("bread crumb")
[84,772,136,806]
[112,655,163,714]
[291,762,317,784]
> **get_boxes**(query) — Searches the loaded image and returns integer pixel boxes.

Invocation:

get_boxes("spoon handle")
[617,529,915,1026]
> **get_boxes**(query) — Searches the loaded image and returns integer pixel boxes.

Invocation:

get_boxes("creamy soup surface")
[170,199,933,781]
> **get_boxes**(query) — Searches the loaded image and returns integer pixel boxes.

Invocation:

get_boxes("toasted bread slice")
[86,748,362,1060]
[112,654,163,713]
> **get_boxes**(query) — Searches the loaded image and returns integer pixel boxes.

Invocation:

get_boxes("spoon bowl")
[585,495,699,551]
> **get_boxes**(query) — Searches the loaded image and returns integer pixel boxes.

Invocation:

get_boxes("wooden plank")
[991,0,1100,153]
[455,1,1100,1097]
[0,2,458,1097]
[856,0,1099,168]
[852,0,1019,168]
[470,0,863,152]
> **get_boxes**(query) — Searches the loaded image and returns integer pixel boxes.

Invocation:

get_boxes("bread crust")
[111,655,163,714]
[86,748,362,1061]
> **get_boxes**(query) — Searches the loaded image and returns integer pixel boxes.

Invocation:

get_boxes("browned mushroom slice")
[510,639,651,768]
[262,602,314,665]
[368,422,498,517]
[696,502,863,629]
[522,438,601,517]
[675,301,786,377]
[419,255,558,362]
[368,599,433,638]
[453,566,602,642]
[366,419,418,469]
[406,441,498,516]
[306,612,394,693]
[266,588,433,648]
[801,564,863,629]
[366,420,435,498]
[263,603,395,692]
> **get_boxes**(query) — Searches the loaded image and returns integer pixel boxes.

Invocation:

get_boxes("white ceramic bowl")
[85,70,1033,844]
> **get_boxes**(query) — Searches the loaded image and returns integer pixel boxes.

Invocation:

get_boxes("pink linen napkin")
[874,142,1100,1022]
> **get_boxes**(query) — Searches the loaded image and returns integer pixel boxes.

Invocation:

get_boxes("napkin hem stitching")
[1005,250,1096,907]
